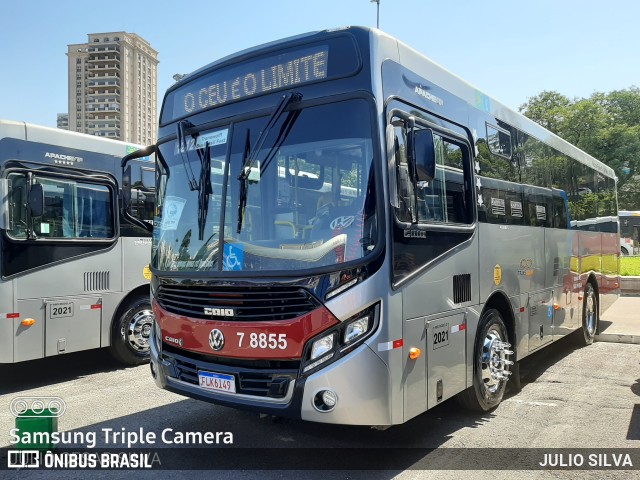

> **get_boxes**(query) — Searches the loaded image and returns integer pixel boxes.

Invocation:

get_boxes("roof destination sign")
[168,45,329,121]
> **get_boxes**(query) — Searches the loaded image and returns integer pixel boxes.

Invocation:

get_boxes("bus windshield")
[153,98,377,273]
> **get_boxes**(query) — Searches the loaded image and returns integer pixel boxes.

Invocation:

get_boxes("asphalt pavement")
[1,296,639,480]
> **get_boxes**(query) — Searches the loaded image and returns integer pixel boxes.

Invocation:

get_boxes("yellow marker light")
[553,304,560,311]
[21,318,36,327]
[578,294,584,301]
[409,347,421,360]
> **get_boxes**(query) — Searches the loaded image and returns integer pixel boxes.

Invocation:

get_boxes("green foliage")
[620,256,640,276]
[520,87,640,210]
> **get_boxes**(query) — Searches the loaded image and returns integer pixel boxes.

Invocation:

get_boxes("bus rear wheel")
[576,282,598,346]
[457,309,513,412]
[110,297,153,366]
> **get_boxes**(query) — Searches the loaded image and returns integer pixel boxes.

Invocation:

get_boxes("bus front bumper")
[149,330,392,425]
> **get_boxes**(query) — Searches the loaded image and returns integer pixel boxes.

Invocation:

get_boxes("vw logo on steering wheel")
[330,215,355,230]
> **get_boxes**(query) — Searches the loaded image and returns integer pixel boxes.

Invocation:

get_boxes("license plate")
[198,371,236,394]
[49,301,74,319]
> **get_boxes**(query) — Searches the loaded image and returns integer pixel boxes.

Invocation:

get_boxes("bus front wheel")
[110,297,153,366]
[457,309,513,412]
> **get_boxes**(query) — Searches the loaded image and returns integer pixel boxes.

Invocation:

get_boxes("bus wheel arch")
[109,285,153,366]
[458,293,516,412]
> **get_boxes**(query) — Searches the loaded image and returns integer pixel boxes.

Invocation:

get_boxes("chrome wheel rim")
[585,288,596,336]
[481,326,511,394]
[125,309,154,352]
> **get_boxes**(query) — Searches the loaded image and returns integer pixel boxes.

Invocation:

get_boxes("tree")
[520,87,640,210]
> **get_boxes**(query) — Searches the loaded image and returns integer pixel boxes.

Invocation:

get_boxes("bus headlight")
[301,303,379,376]
[311,333,335,360]
[344,315,370,344]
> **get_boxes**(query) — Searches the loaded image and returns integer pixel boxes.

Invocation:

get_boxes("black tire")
[457,309,512,412]
[110,297,153,366]
[576,282,598,346]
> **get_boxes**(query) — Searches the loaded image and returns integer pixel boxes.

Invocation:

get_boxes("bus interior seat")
[274,212,296,239]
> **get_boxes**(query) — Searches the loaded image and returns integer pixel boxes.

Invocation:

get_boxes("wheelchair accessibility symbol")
[223,244,244,271]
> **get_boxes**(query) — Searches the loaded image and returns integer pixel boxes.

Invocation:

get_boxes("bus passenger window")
[8,175,115,240]
[391,121,470,225]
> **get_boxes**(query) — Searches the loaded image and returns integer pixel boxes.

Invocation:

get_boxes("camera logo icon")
[10,396,66,417]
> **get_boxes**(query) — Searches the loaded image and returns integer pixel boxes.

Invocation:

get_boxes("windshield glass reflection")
[153,98,377,273]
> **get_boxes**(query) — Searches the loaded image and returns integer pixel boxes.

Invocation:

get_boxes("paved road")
[1,331,638,479]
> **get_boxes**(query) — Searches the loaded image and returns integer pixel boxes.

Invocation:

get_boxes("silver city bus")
[1,120,155,365]
[125,27,619,425]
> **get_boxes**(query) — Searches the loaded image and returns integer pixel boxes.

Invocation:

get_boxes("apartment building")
[67,32,159,144]
[57,113,69,130]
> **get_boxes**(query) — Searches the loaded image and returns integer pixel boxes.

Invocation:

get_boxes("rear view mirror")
[122,164,132,211]
[28,183,44,217]
[413,129,436,182]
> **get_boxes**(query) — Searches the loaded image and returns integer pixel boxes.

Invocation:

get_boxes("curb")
[620,276,640,296]
[594,333,640,345]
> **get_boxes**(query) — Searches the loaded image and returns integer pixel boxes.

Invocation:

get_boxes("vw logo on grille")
[209,329,225,351]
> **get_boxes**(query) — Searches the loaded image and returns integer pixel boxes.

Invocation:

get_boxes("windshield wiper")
[236,92,302,234]
[176,120,199,191]
[197,141,212,240]
[176,120,213,240]
[237,129,251,234]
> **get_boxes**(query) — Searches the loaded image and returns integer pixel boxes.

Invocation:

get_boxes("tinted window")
[7,173,114,240]
[391,119,471,225]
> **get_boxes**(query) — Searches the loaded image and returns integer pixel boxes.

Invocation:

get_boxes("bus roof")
[163,26,615,180]
[370,28,616,180]
[0,119,146,159]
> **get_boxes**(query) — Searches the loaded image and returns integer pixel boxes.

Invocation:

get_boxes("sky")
[2,0,639,128]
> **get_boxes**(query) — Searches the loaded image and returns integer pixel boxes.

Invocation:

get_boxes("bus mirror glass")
[413,129,436,182]
[28,183,44,217]
[122,164,132,211]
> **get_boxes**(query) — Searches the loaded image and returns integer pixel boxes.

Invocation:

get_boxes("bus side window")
[31,176,115,240]
[416,134,470,225]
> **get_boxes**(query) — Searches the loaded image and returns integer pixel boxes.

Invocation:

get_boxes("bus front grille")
[156,285,319,321]
[164,348,297,399]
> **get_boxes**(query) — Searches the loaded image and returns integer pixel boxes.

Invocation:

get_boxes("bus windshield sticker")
[161,196,187,231]
[175,129,229,154]
[40,223,50,234]
[536,205,546,221]
[223,244,244,271]
[196,129,228,149]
